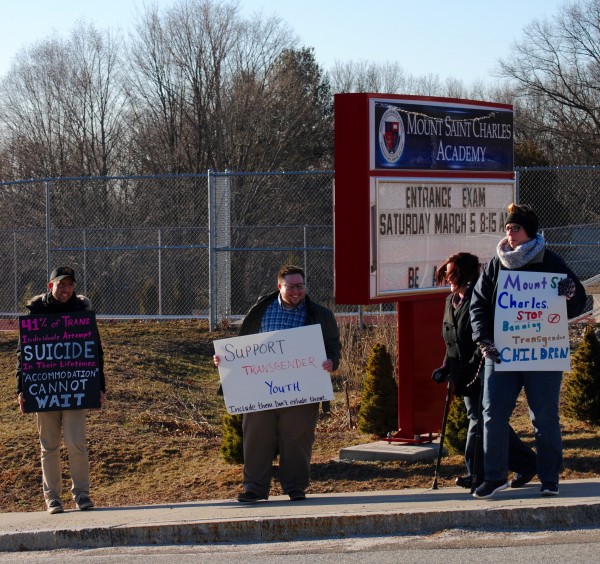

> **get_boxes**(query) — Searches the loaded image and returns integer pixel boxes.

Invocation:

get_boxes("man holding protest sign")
[470,204,586,499]
[16,266,106,514]
[214,265,340,502]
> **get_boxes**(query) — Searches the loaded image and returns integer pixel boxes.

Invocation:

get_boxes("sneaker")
[288,490,306,501]
[237,491,267,503]
[47,499,64,514]
[455,475,473,489]
[510,471,536,488]
[472,480,510,499]
[540,481,559,496]
[76,495,95,510]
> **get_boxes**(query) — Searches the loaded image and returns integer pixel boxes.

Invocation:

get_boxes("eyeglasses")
[282,283,306,290]
[505,224,522,233]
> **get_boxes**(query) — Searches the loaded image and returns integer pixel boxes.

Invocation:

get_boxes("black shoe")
[288,490,306,501]
[76,495,95,510]
[510,471,536,488]
[540,481,559,496]
[47,499,64,514]
[472,480,509,499]
[455,475,473,489]
[237,491,267,503]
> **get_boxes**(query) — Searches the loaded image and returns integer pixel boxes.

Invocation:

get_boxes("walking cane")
[432,379,453,490]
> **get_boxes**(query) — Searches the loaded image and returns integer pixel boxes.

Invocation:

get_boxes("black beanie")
[505,211,538,238]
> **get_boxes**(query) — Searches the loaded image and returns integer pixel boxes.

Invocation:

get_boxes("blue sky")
[0,0,568,84]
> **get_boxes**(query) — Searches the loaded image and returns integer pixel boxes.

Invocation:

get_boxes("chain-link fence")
[517,165,600,321]
[0,171,343,328]
[0,167,597,327]
[0,174,210,320]
[517,166,600,279]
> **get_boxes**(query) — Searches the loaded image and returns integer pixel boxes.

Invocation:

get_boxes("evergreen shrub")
[220,412,244,464]
[563,325,600,426]
[444,395,469,455]
[357,343,398,437]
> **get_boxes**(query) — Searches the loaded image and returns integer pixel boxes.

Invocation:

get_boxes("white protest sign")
[494,270,570,371]
[213,324,334,414]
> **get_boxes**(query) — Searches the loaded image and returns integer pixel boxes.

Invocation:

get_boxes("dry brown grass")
[1,319,598,513]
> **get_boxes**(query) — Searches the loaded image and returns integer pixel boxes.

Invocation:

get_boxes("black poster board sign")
[19,311,102,413]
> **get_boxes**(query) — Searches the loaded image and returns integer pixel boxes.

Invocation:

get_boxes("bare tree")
[0,35,69,179]
[328,59,486,101]
[62,22,127,177]
[329,60,410,93]
[126,3,191,174]
[498,0,600,163]
[126,0,306,174]
[0,22,127,179]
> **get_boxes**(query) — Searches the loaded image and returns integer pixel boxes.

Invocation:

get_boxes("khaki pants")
[36,410,90,503]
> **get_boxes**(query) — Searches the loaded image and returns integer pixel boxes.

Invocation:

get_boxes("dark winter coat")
[442,287,482,398]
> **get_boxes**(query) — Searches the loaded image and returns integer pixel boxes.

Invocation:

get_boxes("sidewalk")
[1,479,599,552]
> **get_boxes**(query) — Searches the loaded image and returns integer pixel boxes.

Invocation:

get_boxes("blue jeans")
[464,395,536,479]
[482,359,563,483]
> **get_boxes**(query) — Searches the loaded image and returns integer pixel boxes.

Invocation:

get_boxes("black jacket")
[16,292,106,395]
[470,247,586,345]
[239,291,341,370]
[442,287,482,398]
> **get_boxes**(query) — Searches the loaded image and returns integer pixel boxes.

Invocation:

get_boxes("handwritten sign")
[213,325,334,414]
[19,311,102,412]
[494,271,570,371]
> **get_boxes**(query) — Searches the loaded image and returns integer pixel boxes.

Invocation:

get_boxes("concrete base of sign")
[339,440,443,463]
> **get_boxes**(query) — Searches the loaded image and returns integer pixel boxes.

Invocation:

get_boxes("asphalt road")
[0,529,600,564]
[1,528,599,563]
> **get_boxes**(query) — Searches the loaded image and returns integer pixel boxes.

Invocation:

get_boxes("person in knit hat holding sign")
[16,266,106,514]
[469,203,586,499]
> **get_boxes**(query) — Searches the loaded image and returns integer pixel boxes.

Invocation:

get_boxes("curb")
[1,496,599,552]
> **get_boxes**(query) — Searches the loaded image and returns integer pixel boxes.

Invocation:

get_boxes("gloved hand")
[557,277,576,300]
[431,365,451,384]
[478,339,501,364]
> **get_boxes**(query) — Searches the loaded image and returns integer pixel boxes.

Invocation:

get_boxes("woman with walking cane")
[431,252,537,491]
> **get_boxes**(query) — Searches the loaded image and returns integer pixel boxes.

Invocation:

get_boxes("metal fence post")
[215,172,231,323]
[45,181,51,279]
[83,227,88,296]
[208,169,216,331]
[303,225,308,278]
[158,228,163,316]
[13,232,18,313]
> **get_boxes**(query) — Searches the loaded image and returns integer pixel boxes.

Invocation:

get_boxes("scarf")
[497,233,546,269]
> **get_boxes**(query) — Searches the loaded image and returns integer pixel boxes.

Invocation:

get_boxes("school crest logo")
[378,106,405,164]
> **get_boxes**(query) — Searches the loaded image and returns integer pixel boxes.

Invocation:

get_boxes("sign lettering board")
[19,311,102,412]
[494,271,570,371]
[372,178,514,297]
[214,325,334,415]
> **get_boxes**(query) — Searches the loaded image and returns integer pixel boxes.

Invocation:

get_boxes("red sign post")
[334,93,515,442]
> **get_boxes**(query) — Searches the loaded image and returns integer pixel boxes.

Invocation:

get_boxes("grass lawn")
[1,320,598,513]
